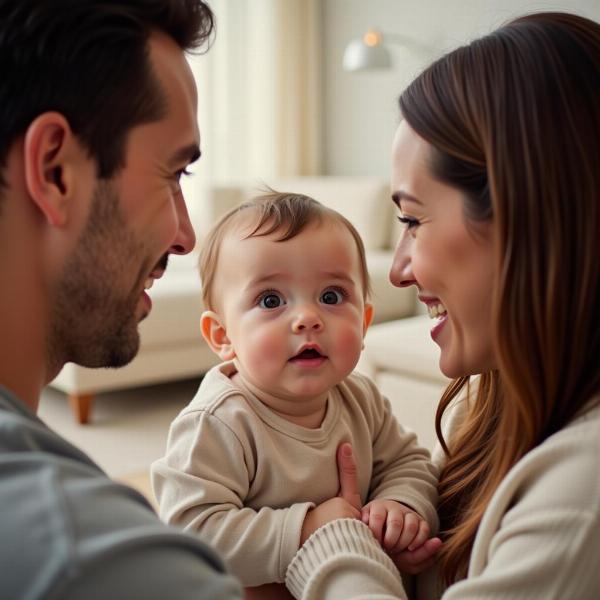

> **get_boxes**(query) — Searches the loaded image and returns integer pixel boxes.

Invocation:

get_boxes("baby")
[152,192,439,598]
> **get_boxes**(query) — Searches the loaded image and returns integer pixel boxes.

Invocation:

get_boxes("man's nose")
[169,194,196,255]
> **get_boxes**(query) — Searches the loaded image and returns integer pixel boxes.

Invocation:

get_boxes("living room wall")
[322,0,600,178]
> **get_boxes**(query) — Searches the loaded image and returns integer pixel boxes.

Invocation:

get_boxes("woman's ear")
[200,310,236,361]
[22,111,91,227]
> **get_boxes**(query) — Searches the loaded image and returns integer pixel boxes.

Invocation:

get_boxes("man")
[0,1,245,597]
[0,1,370,598]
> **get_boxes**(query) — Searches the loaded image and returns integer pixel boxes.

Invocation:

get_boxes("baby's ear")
[363,303,374,335]
[200,311,235,361]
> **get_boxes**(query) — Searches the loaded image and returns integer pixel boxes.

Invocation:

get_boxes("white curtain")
[185,0,323,188]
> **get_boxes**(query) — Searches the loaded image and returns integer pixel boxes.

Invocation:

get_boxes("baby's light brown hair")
[199,191,371,311]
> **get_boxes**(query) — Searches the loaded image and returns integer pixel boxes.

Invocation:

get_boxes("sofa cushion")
[362,315,449,384]
[242,176,395,251]
[367,251,416,324]
[138,256,204,349]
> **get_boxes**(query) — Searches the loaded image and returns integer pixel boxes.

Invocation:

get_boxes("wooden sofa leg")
[69,394,94,425]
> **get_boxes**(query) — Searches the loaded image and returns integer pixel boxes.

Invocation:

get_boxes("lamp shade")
[342,30,392,71]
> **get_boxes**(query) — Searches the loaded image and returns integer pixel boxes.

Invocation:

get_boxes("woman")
[285,12,600,599]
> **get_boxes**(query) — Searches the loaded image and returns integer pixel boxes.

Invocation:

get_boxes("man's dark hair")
[0,0,214,191]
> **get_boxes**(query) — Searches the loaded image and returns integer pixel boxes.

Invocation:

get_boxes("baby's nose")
[292,308,323,332]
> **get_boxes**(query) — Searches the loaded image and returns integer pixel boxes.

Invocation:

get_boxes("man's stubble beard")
[47,180,150,374]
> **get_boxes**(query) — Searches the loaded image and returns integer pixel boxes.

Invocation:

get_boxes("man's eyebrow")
[169,143,201,167]
[391,191,422,207]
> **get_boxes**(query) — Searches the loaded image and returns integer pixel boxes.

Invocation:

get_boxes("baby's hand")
[362,499,441,573]
[361,499,430,554]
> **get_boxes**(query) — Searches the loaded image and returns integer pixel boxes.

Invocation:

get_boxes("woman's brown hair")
[399,12,600,584]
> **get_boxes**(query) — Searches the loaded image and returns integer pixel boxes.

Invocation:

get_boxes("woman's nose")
[292,307,323,333]
[389,235,416,288]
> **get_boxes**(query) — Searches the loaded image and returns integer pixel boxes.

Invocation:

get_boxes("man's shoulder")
[0,387,143,595]
[0,387,237,598]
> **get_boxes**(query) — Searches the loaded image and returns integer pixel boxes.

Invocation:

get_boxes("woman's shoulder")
[523,397,600,500]
[479,395,600,543]
[468,397,600,584]
[496,397,600,509]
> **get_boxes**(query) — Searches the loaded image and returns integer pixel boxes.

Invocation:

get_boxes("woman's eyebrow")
[391,191,422,207]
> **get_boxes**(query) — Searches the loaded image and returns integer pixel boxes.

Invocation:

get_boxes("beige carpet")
[39,377,202,505]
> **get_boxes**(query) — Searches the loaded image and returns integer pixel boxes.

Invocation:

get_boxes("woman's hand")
[299,443,363,545]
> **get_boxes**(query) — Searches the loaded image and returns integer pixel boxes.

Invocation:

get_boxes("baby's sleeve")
[151,408,313,586]
[362,376,439,532]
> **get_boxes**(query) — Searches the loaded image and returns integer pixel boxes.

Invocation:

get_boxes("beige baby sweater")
[285,395,600,599]
[152,361,438,587]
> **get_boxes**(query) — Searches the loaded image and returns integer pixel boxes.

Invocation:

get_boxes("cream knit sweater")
[286,396,600,599]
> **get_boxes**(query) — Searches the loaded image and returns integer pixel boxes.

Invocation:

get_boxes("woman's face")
[389,121,496,378]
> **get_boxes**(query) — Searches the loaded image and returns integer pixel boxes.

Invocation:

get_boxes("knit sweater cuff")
[285,518,406,599]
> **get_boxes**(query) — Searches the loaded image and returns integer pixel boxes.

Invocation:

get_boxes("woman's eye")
[397,215,420,230]
[259,293,283,309]
[320,289,344,305]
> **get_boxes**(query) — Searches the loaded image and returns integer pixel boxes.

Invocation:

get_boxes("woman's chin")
[439,356,462,379]
[438,350,495,380]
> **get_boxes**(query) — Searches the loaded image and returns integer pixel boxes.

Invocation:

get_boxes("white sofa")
[49,176,420,423]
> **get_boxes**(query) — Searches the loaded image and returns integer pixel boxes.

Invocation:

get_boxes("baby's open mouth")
[293,348,324,359]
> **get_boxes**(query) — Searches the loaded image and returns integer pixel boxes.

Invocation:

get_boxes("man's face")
[48,32,200,370]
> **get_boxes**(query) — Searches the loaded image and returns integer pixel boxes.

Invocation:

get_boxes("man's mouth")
[143,254,169,292]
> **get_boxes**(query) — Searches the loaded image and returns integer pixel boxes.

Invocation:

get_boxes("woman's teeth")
[427,302,447,319]
[144,278,154,291]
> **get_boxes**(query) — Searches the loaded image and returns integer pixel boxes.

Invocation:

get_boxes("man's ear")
[363,303,374,335]
[200,310,236,361]
[22,112,90,227]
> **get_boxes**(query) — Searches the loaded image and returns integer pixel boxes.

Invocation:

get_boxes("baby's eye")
[320,289,344,305]
[258,292,283,309]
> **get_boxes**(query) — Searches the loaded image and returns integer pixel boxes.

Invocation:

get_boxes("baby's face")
[214,219,371,404]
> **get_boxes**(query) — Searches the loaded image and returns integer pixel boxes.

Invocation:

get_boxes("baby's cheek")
[246,328,288,365]
[337,327,364,363]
